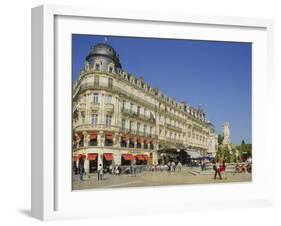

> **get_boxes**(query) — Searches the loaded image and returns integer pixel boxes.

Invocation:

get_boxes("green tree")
[237,140,252,161]
[218,134,224,145]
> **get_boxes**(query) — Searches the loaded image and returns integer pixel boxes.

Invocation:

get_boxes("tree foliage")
[217,134,224,145]
[237,140,252,161]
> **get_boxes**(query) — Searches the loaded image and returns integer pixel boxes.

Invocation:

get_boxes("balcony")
[120,128,156,139]
[121,107,155,123]
[121,107,137,116]
[75,82,156,111]
[164,123,182,133]
[105,103,114,113]
[73,123,119,132]
[89,102,100,111]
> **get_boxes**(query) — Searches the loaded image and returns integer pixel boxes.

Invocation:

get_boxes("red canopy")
[122,154,134,161]
[135,155,145,161]
[87,153,97,160]
[103,153,113,161]
[90,133,97,139]
[106,134,113,140]
[78,154,86,159]
[73,156,78,161]
[142,155,149,161]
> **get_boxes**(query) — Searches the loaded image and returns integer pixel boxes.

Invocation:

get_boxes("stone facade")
[72,42,217,173]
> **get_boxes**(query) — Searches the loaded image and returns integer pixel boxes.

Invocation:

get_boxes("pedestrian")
[219,160,227,179]
[167,161,171,172]
[118,165,121,175]
[213,160,222,180]
[177,162,182,172]
[98,163,103,181]
[109,164,113,174]
[79,165,84,181]
[201,159,206,171]
[171,161,176,172]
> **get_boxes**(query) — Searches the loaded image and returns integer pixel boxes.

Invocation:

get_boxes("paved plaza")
[72,167,252,190]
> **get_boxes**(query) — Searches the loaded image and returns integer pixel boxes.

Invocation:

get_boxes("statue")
[222,122,231,145]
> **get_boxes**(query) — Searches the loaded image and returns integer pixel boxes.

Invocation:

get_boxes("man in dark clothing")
[213,161,222,180]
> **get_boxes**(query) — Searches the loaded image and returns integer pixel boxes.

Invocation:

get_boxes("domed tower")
[85,43,122,72]
[207,122,215,134]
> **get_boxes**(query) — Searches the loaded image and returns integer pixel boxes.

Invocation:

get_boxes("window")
[105,115,112,127]
[91,114,98,126]
[108,78,113,89]
[144,125,147,136]
[94,76,99,86]
[137,123,140,133]
[107,95,112,104]
[122,119,126,131]
[109,66,113,73]
[129,121,133,131]
[81,114,85,124]
[137,106,141,115]
[93,93,99,104]
[130,103,133,112]
[95,64,100,71]
[150,126,152,136]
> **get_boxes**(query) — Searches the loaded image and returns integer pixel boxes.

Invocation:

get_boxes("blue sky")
[72,34,252,145]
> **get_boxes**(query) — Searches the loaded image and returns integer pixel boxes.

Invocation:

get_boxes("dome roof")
[86,43,122,69]
[207,122,215,133]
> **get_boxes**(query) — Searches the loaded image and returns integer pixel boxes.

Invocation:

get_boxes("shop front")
[121,154,134,165]
[88,153,98,173]
[135,154,149,165]
[72,155,78,174]
[103,153,113,172]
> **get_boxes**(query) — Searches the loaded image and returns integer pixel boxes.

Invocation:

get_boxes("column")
[82,131,89,147]
[84,158,90,174]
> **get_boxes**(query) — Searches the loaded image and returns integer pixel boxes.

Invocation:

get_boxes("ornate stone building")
[72,42,217,173]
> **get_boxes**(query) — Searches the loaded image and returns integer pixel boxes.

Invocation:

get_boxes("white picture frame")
[31,4,274,221]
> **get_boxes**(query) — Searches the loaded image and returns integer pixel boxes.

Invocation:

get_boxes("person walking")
[79,165,84,181]
[171,161,176,172]
[98,163,103,181]
[219,160,227,179]
[177,161,182,172]
[213,160,222,180]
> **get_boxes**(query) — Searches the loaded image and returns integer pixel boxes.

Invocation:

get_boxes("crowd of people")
[234,162,252,174]
[147,161,183,172]
[75,159,251,182]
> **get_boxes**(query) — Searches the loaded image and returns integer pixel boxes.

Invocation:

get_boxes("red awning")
[144,140,149,144]
[122,154,134,161]
[87,153,97,160]
[90,133,97,139]
[142,155,149,161]
[106,134,113,140]
[73,156,78,161]
[135,155,145,161]
[103,153,113,161]
[78,154,86,159]
[122,136,128,141]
